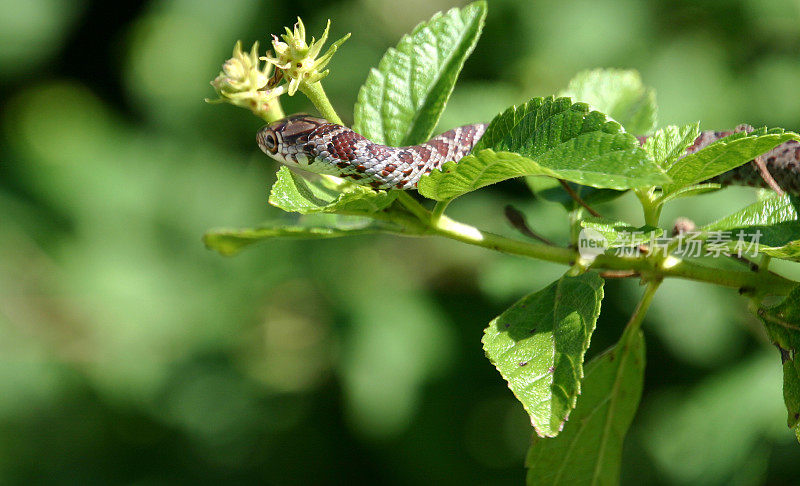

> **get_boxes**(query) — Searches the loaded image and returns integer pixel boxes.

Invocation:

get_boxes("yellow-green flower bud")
[261,18,350,96]
[208,41,284,119]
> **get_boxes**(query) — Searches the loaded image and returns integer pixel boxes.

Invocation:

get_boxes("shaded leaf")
[561,68,657,134]
[757,286,800,438]
[663,127,800,195]
[526,323,645,485]
[203,217,388,256]
[269,166,397,215]
[353,1,487,146]
[482,273,604,437]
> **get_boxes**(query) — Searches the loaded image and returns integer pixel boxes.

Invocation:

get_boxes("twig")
[753,155,785,196]
[559,180,602,217]
[599,270,641,279]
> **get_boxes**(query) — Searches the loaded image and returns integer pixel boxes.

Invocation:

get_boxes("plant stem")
[396,192,431,223]
[621,280,661,339]
[421,214,797,295]
[258,96,285,123]
[559,180,601,217]
[429,215,576,264]
[299,82,342,124]
[431,200,451,224]
[636,189,662,227]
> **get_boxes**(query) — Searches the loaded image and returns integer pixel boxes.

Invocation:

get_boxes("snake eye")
[264,133,277,153]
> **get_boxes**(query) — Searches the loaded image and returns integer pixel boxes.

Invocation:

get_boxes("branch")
[418,214,797,296]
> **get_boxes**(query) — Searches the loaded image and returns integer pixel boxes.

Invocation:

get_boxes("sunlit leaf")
[580,217,662,247]
[526,325,645,485]
[657,182,722,205]
[663,127,800,195]
[643,123,700,169]
[353,1,487,146]
[482,272,604,437]
[269,166,397,215]
[418,97,670,201]
[562,68,657,134]
[701,194,800,262]
[417,149,559,201]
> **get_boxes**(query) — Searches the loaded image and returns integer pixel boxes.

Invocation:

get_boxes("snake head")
[257,114,328,167]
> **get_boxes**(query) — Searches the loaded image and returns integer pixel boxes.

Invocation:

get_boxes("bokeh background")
[3,0,800,484]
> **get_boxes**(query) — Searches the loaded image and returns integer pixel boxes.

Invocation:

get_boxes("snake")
[257,115,800,195]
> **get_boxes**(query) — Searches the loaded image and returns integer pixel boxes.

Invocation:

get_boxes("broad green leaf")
[526,326,645,485]
[643,123,700,169]
[482,272,604,437]
[757,286,800,439]
[561,69,657,135]
[353,1,486,146]
[580,217,662,247]
[203,217,389,256]
[419,97,670,200]
[269,166,397,215]
[702,194,800,261]
[657,182,722,205]
[663,127,800,195]
[418,149,560,201]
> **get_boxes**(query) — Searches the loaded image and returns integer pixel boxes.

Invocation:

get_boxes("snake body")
[258,115,800,195]
[257,114,487,190]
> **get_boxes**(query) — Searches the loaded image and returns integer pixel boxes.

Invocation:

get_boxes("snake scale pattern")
[257,115,800,195]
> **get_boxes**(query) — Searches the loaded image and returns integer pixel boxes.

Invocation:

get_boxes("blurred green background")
[3,0,800,484]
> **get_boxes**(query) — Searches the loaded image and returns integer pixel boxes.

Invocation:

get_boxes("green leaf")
[561,69,657,135]
[418,97,670,201]
[269,166,397,215]
[526,326,645,485]
[643,123,700,169]
[702,194,800,261]
[663,127,800,195]
[203,217,388,256]
[656,182,722,205]
[756,286,800,439]
[482,272,604,437]
[418,149,560,201]
[353,1,487,146]
[580,217,662,247]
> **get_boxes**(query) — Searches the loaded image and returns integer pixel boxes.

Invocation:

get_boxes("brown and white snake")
[257,115,800,195]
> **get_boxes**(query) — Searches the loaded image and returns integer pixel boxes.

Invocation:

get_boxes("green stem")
[621,279,661,340]
[431,199,451,224]
[396,192,431,223]
[760,254,772,273]
[299,82,342,124]
[636,189,662,227]
[568,207,585,246]
[258,96,285,123]
[420,214,796,295]
[429,215,575,264]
